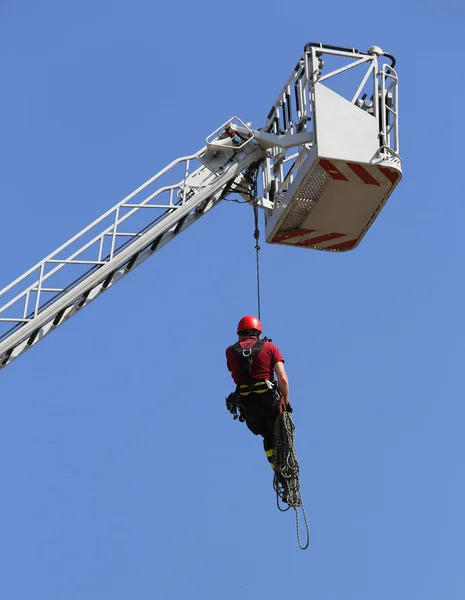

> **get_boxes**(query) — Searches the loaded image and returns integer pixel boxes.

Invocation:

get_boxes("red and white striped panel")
[273,228,359,251]
[270,158,401,252]
[319,158,400,188]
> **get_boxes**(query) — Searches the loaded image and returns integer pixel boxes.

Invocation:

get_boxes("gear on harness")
[225,391,245,422]
[226,335,288,418]
[225,337,268,420]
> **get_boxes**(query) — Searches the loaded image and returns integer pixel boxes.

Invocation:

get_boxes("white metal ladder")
[0,119,265,370]
[0,42,403,371]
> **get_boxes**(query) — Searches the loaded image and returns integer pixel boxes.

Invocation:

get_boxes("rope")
[252,183,261,321]
[273,411,310,550]
[250,172,261,320]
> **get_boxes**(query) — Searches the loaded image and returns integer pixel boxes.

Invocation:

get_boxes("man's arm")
[226,347,235,379]
[274,361,289,403]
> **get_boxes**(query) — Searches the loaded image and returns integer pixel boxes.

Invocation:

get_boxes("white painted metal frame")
[379,64,400,162]
[261,43,400,216]
[0,134,264,369]
[0,43,400,371]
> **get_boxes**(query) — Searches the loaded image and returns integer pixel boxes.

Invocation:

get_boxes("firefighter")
[225,315,290,473]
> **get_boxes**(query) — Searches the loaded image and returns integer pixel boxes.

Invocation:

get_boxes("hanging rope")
[251,174,261,320]
[273,410,310,550]
[244,167,309,547]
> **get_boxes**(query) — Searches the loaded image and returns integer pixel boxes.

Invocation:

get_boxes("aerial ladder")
[0,43,401,371]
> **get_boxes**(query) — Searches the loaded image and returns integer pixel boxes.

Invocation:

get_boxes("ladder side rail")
[0,191,187,337]
[261,58,313,207]
[0,148,206,301]
[0,152,222,325]
[0,179,188,324]
[372,56,380,122]
[0,188,223,370]
[379,64,400,160]
[264,61,308,135]
[0,155,233,327]
[0,148,265,368]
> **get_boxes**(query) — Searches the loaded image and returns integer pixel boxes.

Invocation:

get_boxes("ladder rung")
[122,203,179,209]
[47,260,106,265]
[104,232,141,237]
[0,318,30,323]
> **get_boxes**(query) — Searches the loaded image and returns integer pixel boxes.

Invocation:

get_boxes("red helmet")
[237,315,262,334]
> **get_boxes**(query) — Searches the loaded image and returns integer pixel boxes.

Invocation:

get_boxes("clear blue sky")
[1,1,464,598]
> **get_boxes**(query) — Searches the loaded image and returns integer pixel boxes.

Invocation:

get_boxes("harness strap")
[232,339,266,385]
[238,380,269,396]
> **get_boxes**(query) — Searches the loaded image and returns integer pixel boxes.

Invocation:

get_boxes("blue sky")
[1,1,464,598]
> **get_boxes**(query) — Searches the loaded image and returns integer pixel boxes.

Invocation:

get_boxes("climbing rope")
[251,173,261,321]
[273,410,310,550]
[226,163,261,319]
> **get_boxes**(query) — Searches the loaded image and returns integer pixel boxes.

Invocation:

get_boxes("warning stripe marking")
[325,239,358,251]
[319,159,349,181]
[378,166,399,185]
[273,228,316,243]
[298,232,346,247]
[273,230,348,247]
[319,159,399,187]
[346,163,380,186]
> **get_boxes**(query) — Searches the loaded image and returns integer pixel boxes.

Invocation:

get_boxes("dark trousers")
[238,391,280,454]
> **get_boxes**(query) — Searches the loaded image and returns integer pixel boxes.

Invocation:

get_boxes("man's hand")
[279,396,293,413]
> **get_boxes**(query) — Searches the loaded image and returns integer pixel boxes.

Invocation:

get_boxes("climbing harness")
[225,338,267,418]
[226,333,264,418]
[231,338,265,387]
[273,405,310,550]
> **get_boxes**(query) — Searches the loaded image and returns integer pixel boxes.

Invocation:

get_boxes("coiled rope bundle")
[273,411,310,550]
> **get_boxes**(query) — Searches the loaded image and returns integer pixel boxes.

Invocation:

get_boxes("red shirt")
[226,337,284,385]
